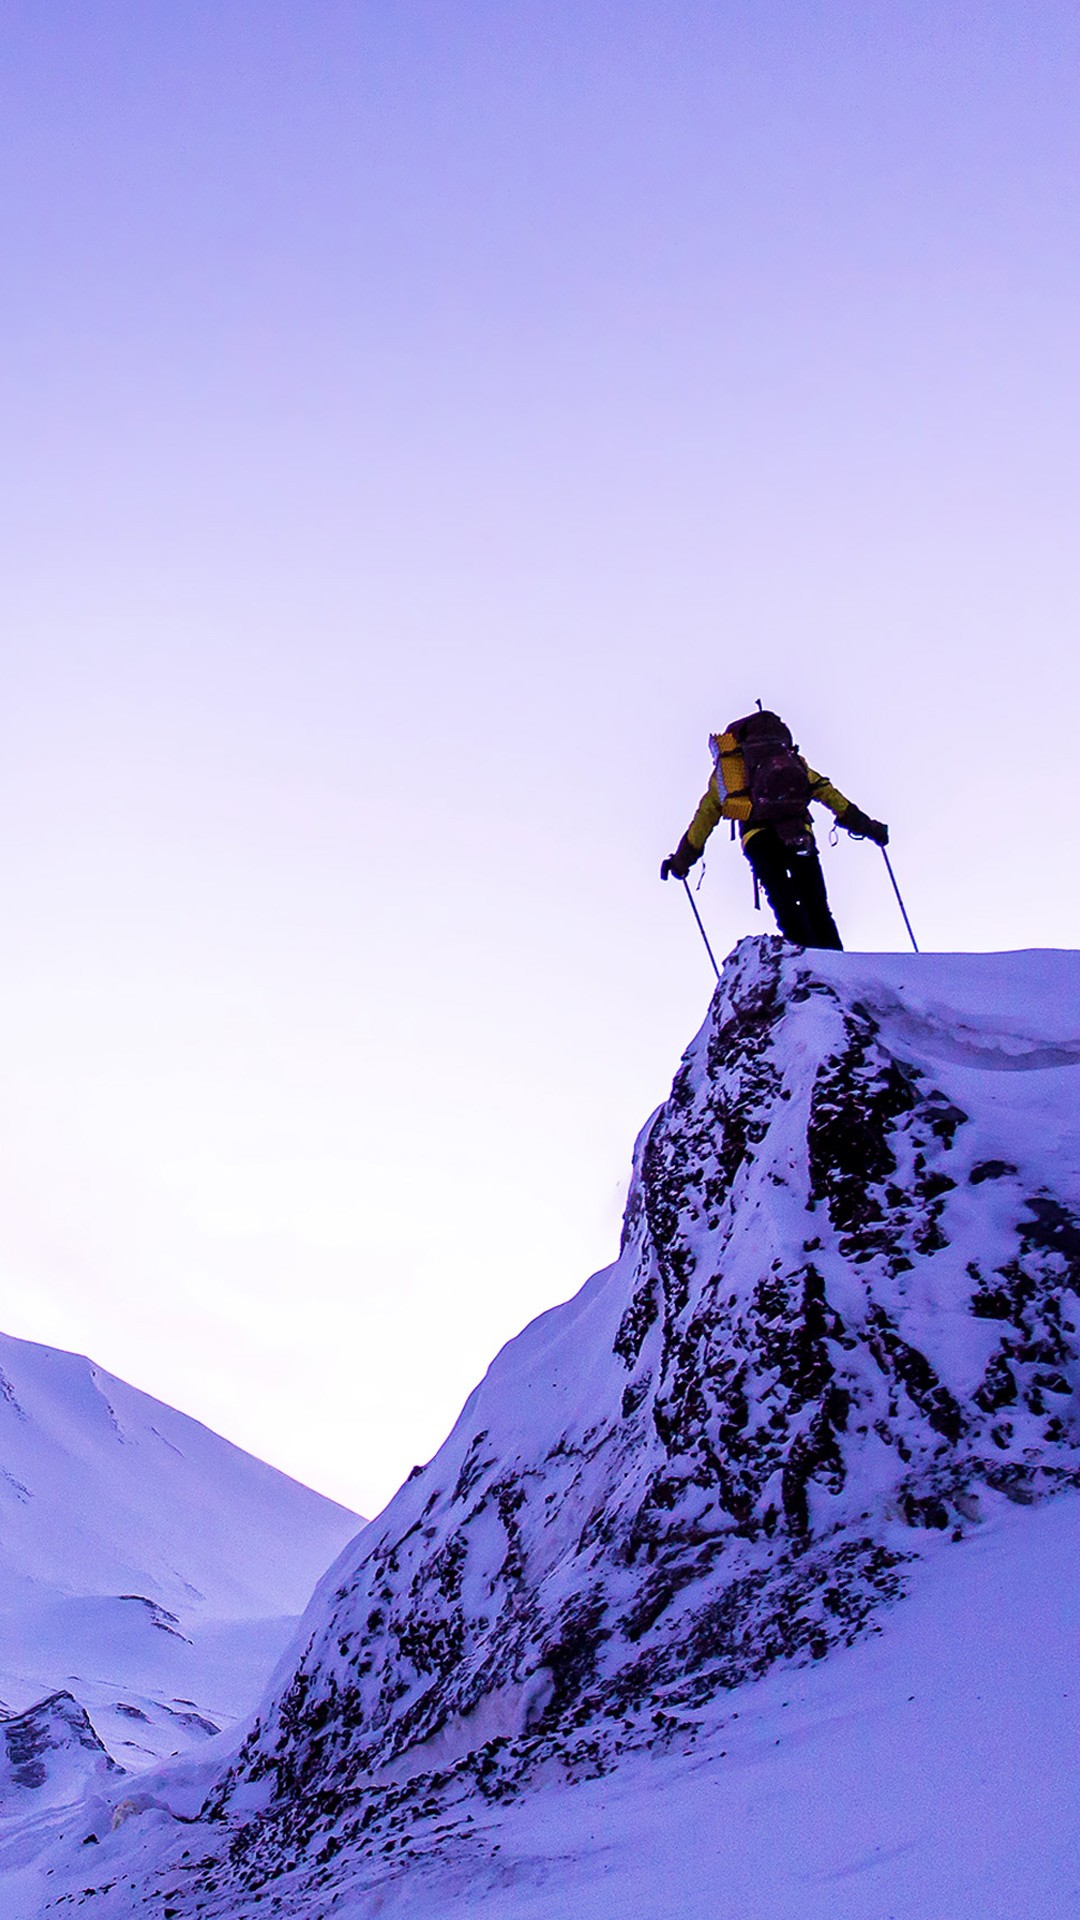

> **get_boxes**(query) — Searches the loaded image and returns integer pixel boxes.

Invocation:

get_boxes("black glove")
[842,805,889,846]
[660,834,698,881]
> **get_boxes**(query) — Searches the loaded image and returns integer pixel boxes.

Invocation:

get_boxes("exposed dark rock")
[179,938,1080,1916]
[1,1691,121,1795]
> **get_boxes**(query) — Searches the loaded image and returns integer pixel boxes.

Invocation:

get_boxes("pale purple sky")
[1,3,1078,1513]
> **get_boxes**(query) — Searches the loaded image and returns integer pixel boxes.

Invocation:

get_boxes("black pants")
[745,828,843,950]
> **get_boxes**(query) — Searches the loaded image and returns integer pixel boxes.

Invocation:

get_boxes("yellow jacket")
[685,732,851,853]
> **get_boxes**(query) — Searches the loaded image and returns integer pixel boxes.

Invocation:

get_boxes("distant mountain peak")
[0,1326,361,1771]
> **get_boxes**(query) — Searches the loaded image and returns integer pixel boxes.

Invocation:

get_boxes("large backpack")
[713,710,813,842]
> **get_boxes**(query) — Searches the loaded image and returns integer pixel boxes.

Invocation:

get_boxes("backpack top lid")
[710,711,797,761]
[726,708,793,746]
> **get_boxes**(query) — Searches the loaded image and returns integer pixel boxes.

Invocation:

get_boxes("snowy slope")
[0,1330,362,1767]
[20,1488,1076,1920]
[5,937,1080,1917]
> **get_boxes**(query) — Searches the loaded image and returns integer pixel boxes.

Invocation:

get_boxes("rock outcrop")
[0,1692,120,1813]
[141,940,1080,1908]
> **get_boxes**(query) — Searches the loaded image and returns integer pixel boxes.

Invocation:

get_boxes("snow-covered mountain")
[0,1331,362,1772]
[5,937,1080,1918]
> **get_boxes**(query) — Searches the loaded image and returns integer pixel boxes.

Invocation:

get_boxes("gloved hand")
[842,805,889,846]
[660,834,698,881]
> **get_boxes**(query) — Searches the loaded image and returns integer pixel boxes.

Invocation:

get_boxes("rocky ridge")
[55,939,1080,1916]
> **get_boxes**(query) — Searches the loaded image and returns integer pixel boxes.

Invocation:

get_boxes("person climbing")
[660,709,888,951]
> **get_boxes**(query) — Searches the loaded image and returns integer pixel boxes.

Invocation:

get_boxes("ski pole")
[682,877,721,981]
[881,847,919,953]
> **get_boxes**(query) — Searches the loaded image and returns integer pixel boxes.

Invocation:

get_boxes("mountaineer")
[661,709,888,951]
